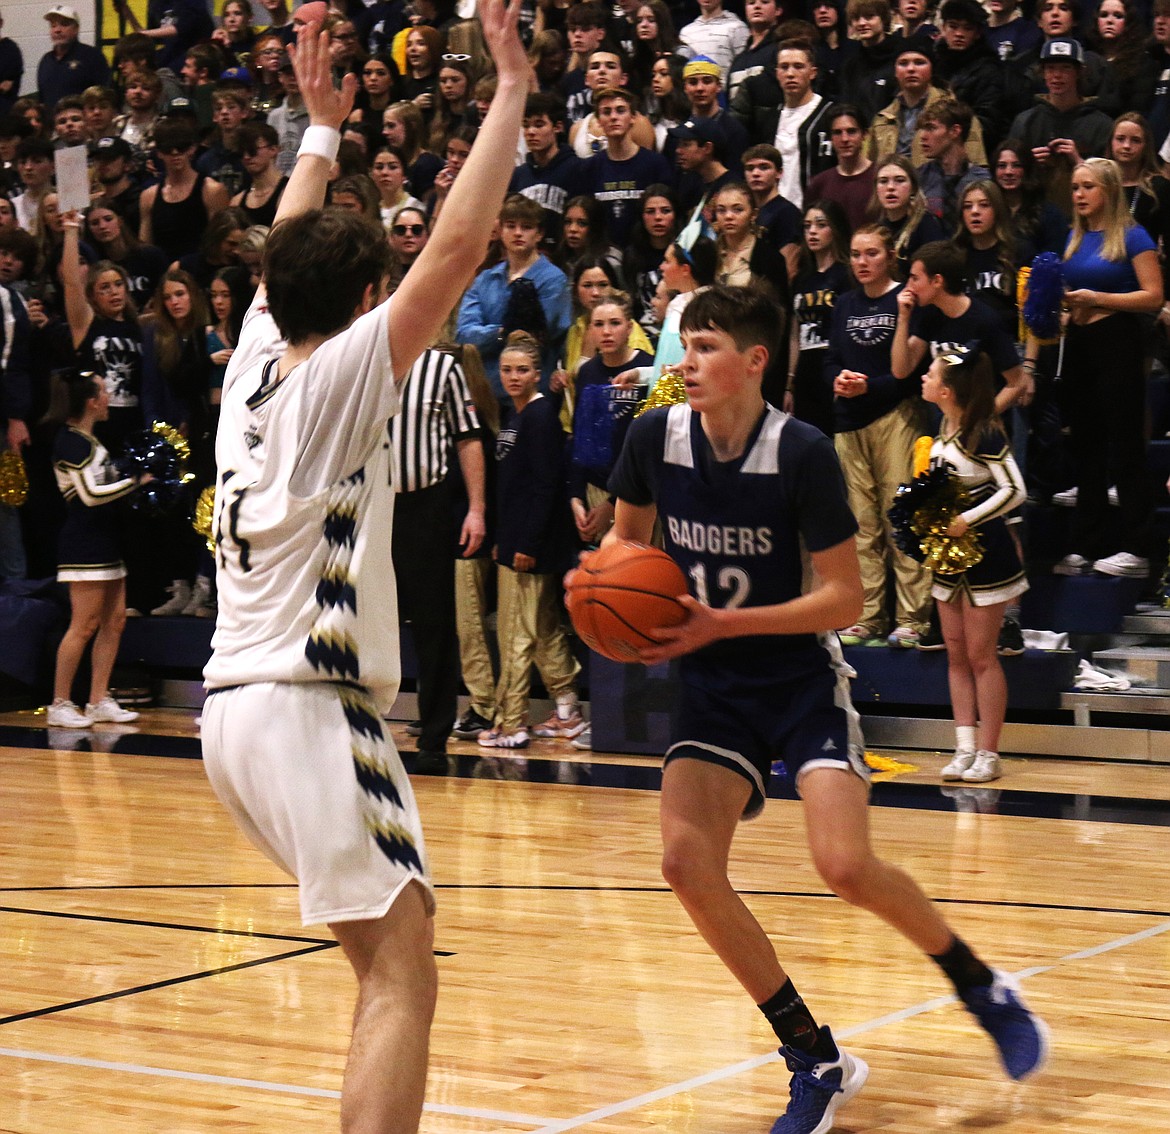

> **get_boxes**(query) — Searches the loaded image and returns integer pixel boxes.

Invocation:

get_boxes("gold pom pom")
[911,483,984,576]
[151,421,191,466]
[912,435,933,477]
[635,367,687,417]
[193,485,216,552]
[0,448,28,507]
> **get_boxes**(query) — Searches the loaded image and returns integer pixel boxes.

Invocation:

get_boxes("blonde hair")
[1065,157,1132,262]
[500,330,542,367]
[587,287,633,318]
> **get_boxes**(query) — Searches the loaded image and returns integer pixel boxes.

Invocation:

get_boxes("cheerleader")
[46,371,146,729]
[921,346,1027,784]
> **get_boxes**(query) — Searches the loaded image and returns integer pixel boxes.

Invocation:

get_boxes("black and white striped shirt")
[389,347,481,493]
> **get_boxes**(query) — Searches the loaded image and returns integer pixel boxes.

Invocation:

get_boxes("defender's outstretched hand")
[288,23,357,129]
[479,0,530,84]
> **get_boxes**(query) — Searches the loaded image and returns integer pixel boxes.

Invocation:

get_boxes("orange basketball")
[566,541,689,663]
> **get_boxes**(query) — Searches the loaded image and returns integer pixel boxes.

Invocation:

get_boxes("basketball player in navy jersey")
[602,286,1048,1134]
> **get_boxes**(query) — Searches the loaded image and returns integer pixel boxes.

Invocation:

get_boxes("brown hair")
[940,349,1001,451]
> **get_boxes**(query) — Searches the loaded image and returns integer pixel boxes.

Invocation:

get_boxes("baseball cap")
[1040,37,1085,64]
[44,4,80,23]
[92,136,132,160]
[162,95,198,118]
[669,117,723,147]
[219,65,253,84]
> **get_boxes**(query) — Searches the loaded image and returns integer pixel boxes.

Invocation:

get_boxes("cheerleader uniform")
[53,426,137,582]
[930,427,1028,607]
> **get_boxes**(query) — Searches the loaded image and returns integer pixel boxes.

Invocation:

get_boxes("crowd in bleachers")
[2,0,1170,744]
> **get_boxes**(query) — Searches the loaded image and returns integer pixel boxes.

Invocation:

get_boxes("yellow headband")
[683,58,721,80]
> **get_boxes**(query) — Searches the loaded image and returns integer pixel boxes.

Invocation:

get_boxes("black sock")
[931,936,995,996]
[758,980,834,1060]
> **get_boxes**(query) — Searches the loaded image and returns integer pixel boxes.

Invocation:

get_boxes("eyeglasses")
[442,52,471,61]
[392,223,426,236]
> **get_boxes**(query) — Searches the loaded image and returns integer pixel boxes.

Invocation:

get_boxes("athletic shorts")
[665,657,869,821]
[201,682,434,926]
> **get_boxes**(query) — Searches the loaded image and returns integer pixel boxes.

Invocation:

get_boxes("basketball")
[566,541,689,663]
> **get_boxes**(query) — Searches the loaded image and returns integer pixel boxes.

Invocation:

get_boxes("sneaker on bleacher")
[1050,486,1118,506]
[1092,552,1148,578]
[151,579,192,616]
[1053,553,1092,576]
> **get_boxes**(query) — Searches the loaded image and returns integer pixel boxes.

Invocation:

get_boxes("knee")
[69,613,102,640]
[358,921,438,1021]
[813,850,873,907]
[967,648,999,679]
[661,838,720,901]
[944,644,969,671]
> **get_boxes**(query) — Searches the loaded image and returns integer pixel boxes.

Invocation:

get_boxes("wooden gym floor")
[2,706,1169,1133]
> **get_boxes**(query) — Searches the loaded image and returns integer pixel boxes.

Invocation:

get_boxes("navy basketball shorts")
[664,664,869,820]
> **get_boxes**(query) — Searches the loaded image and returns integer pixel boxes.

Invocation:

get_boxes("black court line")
[0,942,335,1026]
[0,903,333,944]
[0,903,456,955]
[0,883,298,892]
[4,884,1170,921]
[423,885,1170,919]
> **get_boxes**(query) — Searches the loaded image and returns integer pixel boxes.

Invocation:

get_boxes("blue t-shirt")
[1061,225,1158,295]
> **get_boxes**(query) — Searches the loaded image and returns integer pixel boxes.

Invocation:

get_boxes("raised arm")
[387,0,528,378]
[891,286,926,380]
[270,25,358,231]
[60,211,94,350]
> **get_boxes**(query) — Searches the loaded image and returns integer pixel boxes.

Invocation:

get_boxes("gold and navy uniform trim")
[305,468,366,681]
[336,686,424,875]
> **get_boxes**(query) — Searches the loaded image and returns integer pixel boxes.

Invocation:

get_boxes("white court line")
[0,1047,553,1128]
[527,917,1170,1134]
[5,918,1169,1131]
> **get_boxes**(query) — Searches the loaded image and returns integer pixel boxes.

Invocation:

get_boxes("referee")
[390,344,486,772]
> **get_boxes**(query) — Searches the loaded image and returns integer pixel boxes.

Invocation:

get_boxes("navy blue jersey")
[910,296,1020,378]
[608,403,858,685]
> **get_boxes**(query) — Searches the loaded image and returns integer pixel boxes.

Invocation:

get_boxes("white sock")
[555,691,578,720]
[955,725,977,755]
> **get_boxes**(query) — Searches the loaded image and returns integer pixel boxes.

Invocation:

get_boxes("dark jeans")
[392,480,459,753]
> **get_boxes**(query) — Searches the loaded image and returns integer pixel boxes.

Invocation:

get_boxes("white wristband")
[297,124,340,163]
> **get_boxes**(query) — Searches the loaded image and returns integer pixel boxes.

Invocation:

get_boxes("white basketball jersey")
[204,294,403,712]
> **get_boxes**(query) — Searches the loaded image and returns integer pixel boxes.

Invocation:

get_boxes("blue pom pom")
[1023,252,1064,340]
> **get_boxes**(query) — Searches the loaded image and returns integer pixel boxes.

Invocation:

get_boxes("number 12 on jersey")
[688,563,751,609]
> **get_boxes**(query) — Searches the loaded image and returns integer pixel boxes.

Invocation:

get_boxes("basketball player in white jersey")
[198,7,529,1132]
